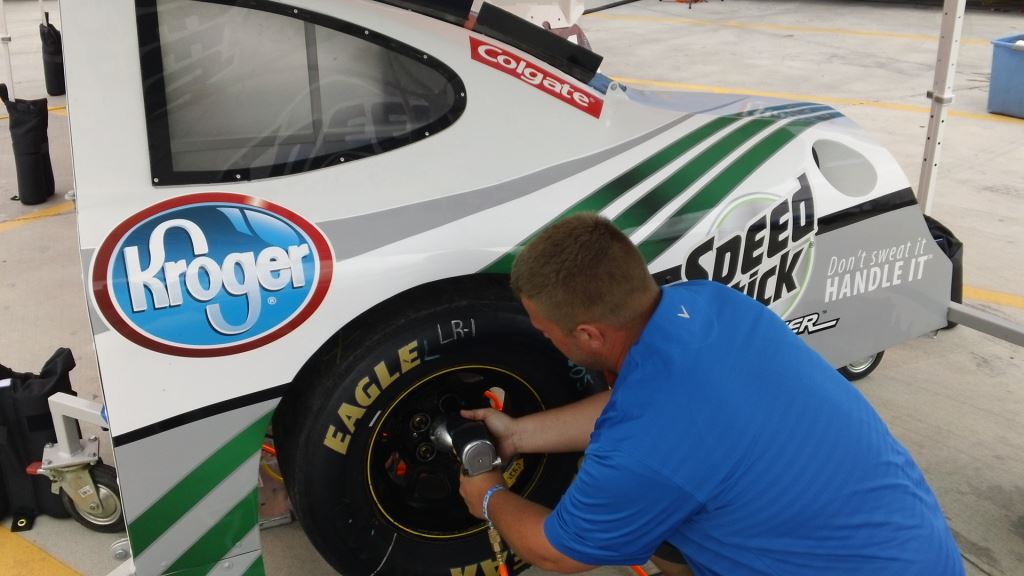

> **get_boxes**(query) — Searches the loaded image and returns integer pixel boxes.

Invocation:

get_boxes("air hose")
[478,390,646,576]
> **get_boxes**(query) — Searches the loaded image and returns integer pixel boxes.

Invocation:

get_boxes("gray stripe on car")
[317,112,708,260]
[80,247,112,336]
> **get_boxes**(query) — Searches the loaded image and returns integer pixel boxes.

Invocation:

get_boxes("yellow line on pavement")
[964,286,1024,310]
[0,201,75,234]
[0,525,80,576]
[612,77,1024,125]
[585,12,990,46]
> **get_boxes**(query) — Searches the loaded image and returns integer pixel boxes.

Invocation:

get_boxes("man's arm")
[463,389,610,456]
[460,471,593,573]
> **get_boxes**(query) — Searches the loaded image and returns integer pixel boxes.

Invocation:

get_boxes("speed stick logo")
[92,193,333,357]
[683,174,817,315]
[470,37,604,118]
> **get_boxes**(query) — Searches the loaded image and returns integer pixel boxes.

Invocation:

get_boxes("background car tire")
[275,280,604,576]
[838,351,885,381]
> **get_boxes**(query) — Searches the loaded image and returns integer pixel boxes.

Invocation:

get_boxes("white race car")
[60,1,957,574]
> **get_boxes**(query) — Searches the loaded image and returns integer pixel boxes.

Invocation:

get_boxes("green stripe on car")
[127,411,273,557]
[243,555,266,576]
[165,490,260,575]
[738,101,817,117]
[482,102,818,274]
[613,117,776,232]
[483,115,739,274]
[638,110,842,262]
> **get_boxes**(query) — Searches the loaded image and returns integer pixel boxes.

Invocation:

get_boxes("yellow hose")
[261,461,284,483]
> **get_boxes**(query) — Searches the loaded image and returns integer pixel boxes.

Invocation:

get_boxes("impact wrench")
[433,407,651,576]
[432,411,509,575]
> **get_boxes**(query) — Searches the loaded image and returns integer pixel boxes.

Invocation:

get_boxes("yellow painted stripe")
[0,525,80,576]
[0,105,66,121]
[611,77,1024,125]
[964,286,1024,310]
[585,12,991,46]
[0,201,75,234]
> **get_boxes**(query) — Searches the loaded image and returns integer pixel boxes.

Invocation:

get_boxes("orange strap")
[484,390,503,412]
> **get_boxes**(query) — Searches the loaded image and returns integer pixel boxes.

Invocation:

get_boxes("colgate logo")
[470,37,604,118]
[92,193,333,357]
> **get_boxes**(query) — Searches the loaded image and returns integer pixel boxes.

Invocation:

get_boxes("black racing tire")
[275,281,605,576]
[838,351,885,381]
[60,463,125,533]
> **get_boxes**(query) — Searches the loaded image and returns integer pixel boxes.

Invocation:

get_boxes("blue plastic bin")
[987,33,1024,119]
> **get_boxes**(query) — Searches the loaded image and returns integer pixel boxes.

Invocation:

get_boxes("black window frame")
[136,0,468,186]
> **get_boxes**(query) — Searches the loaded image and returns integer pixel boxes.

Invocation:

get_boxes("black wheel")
[838,351,885,381]
[275,281,604,576]
[60,463,125,533]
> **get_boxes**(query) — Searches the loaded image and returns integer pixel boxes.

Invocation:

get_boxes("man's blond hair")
[510,213,659,331]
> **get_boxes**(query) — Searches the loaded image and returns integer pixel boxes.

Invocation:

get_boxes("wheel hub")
[367,365,546,538]
[846,354,877,373]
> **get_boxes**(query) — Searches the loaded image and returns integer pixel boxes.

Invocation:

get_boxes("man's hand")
[459,469,506,519]
[460,408,518,461]
[459,469,595,573]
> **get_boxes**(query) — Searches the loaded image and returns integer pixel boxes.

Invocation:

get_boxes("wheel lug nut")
[416,442,436,462]
[410,413,431,433]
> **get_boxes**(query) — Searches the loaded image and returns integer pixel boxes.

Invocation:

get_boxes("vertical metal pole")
[0,0,15,99]
[917,0,967,215]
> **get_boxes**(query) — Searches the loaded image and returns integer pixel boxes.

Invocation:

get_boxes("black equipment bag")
[0,455,8,521]
[40,13,66,97]
[0,369,11,522]
[0,363,36,528]
[0,349,78,528]
[0,83,55,206]
[925,215,964,329]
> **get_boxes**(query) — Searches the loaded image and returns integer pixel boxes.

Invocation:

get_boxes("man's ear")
[574,324,605,350]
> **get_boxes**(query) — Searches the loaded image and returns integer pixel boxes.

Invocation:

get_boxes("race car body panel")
[59,0,952,574]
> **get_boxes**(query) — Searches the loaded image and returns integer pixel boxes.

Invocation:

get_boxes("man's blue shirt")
[544,281,963,575]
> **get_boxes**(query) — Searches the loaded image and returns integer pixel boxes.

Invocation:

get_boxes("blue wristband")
[482,483,507,524]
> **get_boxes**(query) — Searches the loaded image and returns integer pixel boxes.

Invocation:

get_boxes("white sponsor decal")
[470,37,603,118]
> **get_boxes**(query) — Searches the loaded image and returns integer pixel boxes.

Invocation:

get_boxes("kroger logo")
[92,194,333,356]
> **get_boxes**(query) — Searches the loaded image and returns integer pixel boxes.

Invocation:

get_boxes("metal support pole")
[0,0,15,99]
[47,392,107,462]
[948,302,1024,348]
[917,0,967,215]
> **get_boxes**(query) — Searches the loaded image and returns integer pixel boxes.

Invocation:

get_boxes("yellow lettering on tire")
[323,340,429,458]
[339,403,366,432]
[375,360,400,390]
[355,377,380,406]
[450,560,502,576]
[399,340,421,372]
[324,425,351,455]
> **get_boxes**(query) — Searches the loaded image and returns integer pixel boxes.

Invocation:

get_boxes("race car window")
[136,0,466,186]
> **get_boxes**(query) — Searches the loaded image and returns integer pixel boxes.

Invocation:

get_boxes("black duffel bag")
[40,13,66,97]
[0,83,55,206]
[0,349,77,529]
[0,378,10,522]
[925,215,964,329]
[0,461,8,521]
